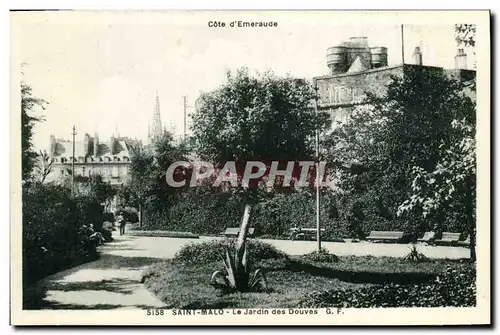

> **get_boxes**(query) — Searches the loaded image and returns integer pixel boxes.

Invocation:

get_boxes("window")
[335,87,342,103]
[328,86,334,103]
[112,166,119,178]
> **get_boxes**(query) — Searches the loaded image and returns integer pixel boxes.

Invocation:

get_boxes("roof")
[50,136,135,161]
[347,56,369,73]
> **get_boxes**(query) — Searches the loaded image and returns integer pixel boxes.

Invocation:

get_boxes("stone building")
[313,37,476,129]
[45,133,141,186]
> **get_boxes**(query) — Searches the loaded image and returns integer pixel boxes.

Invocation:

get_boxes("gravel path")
[26,233,469,310]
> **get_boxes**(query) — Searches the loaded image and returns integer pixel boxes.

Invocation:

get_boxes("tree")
[398,27,477,261]
[21,82,47,183]
[72,174,116,205]
[191,68,329,252]
[326,67,476,244]
[129,150,155,228]
[398,117,476,260]
[36,150,54,183]
[455,24,476,71]
[455,24,476,48]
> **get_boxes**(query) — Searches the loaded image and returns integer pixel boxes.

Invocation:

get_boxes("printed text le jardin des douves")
[147,308,344,316]
[208,21,278,28]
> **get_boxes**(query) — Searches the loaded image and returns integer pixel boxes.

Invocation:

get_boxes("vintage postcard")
[10,10,490,326]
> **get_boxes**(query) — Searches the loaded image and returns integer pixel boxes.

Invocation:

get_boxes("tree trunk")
[139,203,144,228]
[236,204,252,260]
[465,174,476,262]
[470,223,476,263]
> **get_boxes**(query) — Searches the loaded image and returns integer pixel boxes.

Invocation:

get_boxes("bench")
[434,232,461,246]
[457,235,470,247]
[417,231,436,244]
[289,227,326,241]
[222,227,255,237]
[366,231,404,243]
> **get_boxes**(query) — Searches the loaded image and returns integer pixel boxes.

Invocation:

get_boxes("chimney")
[454,49,467,69]
[49,135,56,157]
[93,133,99,156]
[413,46,423,65]
[83,134,91,157]
[110,135,117,155]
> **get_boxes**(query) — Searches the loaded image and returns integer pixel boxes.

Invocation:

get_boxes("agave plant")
[210,245,268,292]
[404,244,430,263]
[210,204,268,292]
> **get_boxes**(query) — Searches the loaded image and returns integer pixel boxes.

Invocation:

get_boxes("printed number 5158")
[147,309,165,316]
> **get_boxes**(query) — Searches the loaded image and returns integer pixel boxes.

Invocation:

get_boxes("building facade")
[45,133,141,186]
[314,37,476,129]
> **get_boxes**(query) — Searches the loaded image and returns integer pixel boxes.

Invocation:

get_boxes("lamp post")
[313,83,321,251]
[71,125,77,196]
[182,96,194,141]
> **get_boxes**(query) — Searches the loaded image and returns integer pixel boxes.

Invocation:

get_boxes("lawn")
[142,250,474,309]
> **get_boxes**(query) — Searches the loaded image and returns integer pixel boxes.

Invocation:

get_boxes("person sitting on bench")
[289,226,303,240]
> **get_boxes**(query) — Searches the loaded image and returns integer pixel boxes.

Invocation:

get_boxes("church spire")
[151,91,162,144]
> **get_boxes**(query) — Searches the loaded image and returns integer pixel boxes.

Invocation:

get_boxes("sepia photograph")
[10,10,490,326]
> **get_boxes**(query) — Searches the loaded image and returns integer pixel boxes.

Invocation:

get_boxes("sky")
[11,11,476,151]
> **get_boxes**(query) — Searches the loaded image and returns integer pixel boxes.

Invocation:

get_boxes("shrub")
[258,234,275,240]
[116,207,139,223]
[298,264,476,308]
[103,212,115,223]
[141,180,466,238]
[22,182,107,286]
[173,239,290,265]
[300,248,339,263]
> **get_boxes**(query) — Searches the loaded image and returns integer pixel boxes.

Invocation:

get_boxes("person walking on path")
[117,213,126,236]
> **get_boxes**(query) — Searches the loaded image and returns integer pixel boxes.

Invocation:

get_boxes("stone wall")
[314,64,476,130]
[314,65,405,128]
[47,162,131,185]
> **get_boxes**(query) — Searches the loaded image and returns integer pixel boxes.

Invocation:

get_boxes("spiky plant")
[404,244,430,263]
[210,245,268,292]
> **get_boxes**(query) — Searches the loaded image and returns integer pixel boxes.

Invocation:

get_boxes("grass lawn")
[142,255,470,309]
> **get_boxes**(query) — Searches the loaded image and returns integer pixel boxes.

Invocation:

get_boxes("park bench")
[434,232,461,246]
[457,235,470,247]
[366,231,404,243]
[289,227,326,241]
[222,227,255,237]
[417,231,436,244]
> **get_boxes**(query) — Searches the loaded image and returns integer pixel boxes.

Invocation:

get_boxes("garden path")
[24,236,167,310]
[26,233,469,310]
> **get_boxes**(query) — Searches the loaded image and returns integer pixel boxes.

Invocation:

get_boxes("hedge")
[140,188,468,240]
[22,183,108,286]
[172,238,290,265]
[297,265,476,308]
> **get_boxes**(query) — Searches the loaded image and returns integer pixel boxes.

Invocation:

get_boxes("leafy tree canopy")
[191,68,330,190]
[22,82,48,183]
[325,66,476,238]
